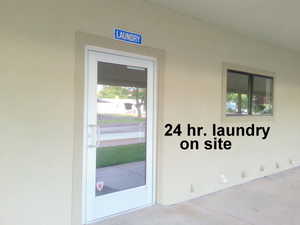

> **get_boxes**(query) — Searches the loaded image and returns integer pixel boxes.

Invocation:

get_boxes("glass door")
[85,49,155,223]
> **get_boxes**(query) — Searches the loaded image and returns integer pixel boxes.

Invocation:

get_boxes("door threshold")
[87,203,155,225]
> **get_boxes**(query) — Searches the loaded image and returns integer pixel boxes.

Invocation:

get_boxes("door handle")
[87,124,97,148]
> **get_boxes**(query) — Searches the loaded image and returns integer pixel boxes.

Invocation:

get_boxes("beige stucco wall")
[1,0,300,225]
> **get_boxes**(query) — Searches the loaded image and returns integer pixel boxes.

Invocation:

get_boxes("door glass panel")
[95,62,147,196]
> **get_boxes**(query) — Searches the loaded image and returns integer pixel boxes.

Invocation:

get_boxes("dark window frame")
[226,69,274,117]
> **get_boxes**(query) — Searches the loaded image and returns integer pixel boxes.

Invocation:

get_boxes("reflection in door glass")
[96,62,147,196]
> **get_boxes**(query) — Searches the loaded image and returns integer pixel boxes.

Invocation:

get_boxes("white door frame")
[82,45,158,224]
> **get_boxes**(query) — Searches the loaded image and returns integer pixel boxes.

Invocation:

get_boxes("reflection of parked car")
[226,102,237,112]
[241,109,248,113]
[124,103,133,110]
[97,98,146,117]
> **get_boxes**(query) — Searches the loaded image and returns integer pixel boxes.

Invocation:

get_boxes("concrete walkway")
[99,137,145,147]
[95,167,300,225]
[96,161,145,196]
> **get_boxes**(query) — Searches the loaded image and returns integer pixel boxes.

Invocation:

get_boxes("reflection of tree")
[98,86,130,99]
[98,86,146,118]
[227,92,272,115]
[134,88,146,118]
[227,92,248,113]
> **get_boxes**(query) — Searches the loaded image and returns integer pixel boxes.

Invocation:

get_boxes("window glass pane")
[96,61,147,196]
[226,71,249,115]
[251,76,273,115]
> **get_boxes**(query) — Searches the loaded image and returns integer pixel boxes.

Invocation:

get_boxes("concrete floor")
[94,167,300,225]
[96,161,145,196]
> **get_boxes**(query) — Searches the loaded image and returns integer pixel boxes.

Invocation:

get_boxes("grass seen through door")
[96,143,146,168]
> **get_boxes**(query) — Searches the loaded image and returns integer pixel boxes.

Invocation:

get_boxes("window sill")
[222,114,274,123]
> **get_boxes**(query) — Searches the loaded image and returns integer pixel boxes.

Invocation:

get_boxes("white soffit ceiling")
[147,0,300,52]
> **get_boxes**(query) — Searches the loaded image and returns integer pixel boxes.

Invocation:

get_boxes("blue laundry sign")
[114,28,142,45]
